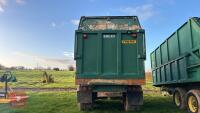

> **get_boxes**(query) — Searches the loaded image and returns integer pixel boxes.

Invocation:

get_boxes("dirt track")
[12,88,160,94]
[13,88,77,92]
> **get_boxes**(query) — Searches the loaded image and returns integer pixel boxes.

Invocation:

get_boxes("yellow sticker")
[122,40,137,44]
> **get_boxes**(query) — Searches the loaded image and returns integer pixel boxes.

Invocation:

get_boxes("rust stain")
[98,92,122,97]
[75,79,145,85]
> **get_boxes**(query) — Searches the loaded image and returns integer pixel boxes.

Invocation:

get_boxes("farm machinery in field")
[0,71,28,106]
[0,71,17,99]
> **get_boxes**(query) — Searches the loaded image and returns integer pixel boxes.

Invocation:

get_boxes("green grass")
[142,81,159,91]
[0,92,186,113]
[3,70,76,88]
[0,70,186,113]
[0,70,158,91]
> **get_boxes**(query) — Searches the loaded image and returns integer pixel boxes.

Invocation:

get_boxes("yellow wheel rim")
[175,92,181,106]
[0,83,4,89]
[188,95,198,113]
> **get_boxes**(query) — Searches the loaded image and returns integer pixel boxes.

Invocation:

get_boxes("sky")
[0,0,200,70]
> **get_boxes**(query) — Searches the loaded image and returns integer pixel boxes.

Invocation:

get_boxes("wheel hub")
[188,95,198,113]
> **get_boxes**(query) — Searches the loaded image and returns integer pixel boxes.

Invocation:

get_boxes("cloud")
[71,19,80,26]
[63,51,74,58]
[16,0,25,5]
[50,22,69,28]
[12,52,75,69]
[120,4,155,20]
[147,0,175,5]
[0,0,6,13]
[0,0,26,13]
[51,22,56,27]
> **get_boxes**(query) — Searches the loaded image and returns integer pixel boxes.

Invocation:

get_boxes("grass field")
[0,92,186,113]
[0,70,179,113]
[1,70,76,88]
[0,70,158,91]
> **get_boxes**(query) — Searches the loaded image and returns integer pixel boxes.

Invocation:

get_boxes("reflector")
[83,34,87,39]
[131,33,137,37]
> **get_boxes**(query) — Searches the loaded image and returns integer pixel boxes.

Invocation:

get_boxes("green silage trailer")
[74,16,146,111]
[150,17,200,113]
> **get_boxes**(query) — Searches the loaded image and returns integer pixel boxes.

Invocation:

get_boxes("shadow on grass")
[9,92,187,113]
[93,100,124,111]
[89,94,187,113]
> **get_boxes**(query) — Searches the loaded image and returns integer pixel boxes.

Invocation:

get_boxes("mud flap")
[124,86,143,111]
[77,86,92,103]
[127,90,143,106]
[77,86,93,111]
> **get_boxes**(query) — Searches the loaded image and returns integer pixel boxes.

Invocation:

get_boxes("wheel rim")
[175,92,181,107]
[188,95,198,113]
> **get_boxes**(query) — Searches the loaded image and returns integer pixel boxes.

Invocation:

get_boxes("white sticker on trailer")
[103,34,116,38]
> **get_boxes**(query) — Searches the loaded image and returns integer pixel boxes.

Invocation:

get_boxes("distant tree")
[53,67,60,71]
[34,66,45,70]
[16,66,25,70]
[10,66,17,70]
[68,65,75,71]
[0,64,6,70]
[47,67,52,70]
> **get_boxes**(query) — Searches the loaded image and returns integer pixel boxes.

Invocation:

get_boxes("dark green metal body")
[75,16,146,86]
[151,17,200,86]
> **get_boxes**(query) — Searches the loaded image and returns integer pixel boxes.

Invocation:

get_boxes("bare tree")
[53,67,60,71]
[0,64,5,70]
[68,65,75,71]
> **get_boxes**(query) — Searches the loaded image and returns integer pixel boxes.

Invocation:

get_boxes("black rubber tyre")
[77,85,93,111]
[123,93,130,111]
[186,90,200,113]
[173,88,187,110]
[123,94,141,111]
[92,92,97,102]
[123,86,143,112]
[123,93,129,111]
[78,103,92,111]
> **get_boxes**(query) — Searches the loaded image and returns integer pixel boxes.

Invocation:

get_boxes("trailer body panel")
[75,16,146,86]
[150,17,200,86]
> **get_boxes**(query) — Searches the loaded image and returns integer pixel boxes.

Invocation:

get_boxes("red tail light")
[131,33,137,37]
